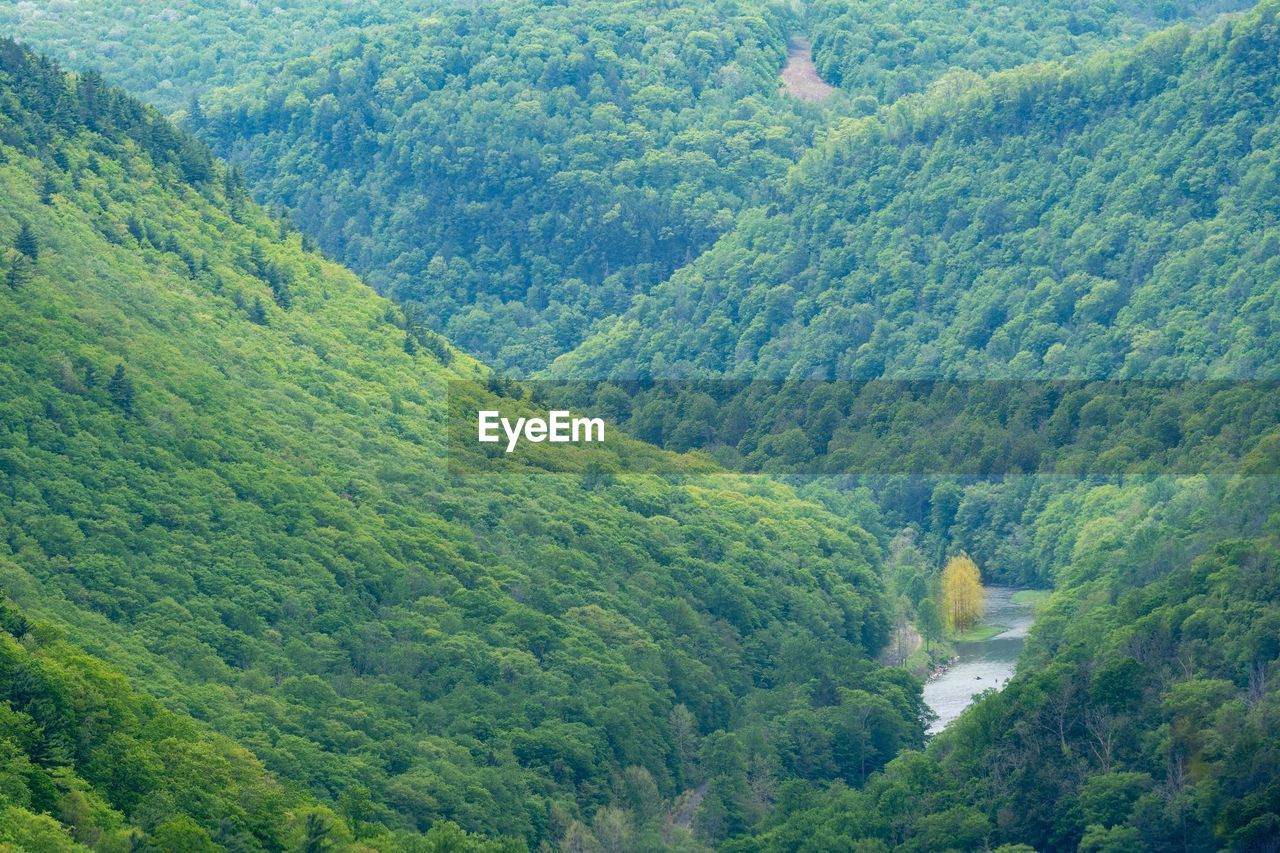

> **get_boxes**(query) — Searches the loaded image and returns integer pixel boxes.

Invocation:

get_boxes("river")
[922,586,1036,734]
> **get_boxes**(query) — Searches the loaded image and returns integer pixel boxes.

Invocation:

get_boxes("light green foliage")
[0,42,917,847]
[2,1,1280,849]
[0,1,422,111]
[6,0,826,371]
[0,591,304,852]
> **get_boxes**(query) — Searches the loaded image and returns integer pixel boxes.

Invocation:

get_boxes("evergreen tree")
[107,363,136,417]
[264,262,293,309]
[187,94,206,131]
[270,280,292,310]
[300,813,333,853]
[403,333,417,355]
[248,242,268,278]
[126,215,145,244]
[40,174,57,204]
[247,296,268,325]
[14,222,38,260]
[424,331,453,365]
[5,254,31,290]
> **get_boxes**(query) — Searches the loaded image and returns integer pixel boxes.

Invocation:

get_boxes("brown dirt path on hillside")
[779,37,836,102]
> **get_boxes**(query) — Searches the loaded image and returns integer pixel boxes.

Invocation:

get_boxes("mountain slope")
[7,0,820,374]
[0,0,421,112]
[736,457,1280,851]
[806,0,1248,103]
[0,586,351,853]
[539,8,1280,848]
[554,2,1280,380]
[0,41,919,847]
[196,0,822,374]
[7,0,1247,375]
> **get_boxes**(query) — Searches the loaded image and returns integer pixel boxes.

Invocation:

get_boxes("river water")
[923,586,1035,734]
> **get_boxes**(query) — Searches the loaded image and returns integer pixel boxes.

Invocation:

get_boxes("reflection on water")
[923,586,1035,734]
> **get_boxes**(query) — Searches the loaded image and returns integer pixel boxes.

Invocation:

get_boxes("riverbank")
[952,622,1007,642]
[1011,589,1052,608]
[922,586,1041,733]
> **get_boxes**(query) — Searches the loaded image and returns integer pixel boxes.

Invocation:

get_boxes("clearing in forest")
[779,36,836,102]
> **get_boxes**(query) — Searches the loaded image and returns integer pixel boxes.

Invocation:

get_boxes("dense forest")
[806,0,1248,103]
[0,0,1278,850]
[0,1,419,111]
[197,0,823,374]
[4,0,1249,375]
[739,463,1280,851]
[530,377,1280,585]
[555,3,1280,380]
[549,6,1280,848]
[0,44,924,848]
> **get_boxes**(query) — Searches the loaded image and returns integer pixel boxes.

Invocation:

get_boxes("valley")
[0,0,1277,850]
[922,585,1036,734]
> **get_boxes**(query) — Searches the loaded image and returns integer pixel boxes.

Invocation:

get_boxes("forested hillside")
[5,0,1247,375]
[806,0,1247,103]
[556,3,1280,380]
[532,378,1280,586]
[552,6,1280,848]
[738,457,1280,851]
[0,43,922,848]
[0,583,500,853]
[196,0,821,373]
[3,0,1279,850]
[0,0,419,111]
[4,0,824,373]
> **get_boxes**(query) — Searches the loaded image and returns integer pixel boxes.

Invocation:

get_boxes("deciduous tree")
[941,554,983,632]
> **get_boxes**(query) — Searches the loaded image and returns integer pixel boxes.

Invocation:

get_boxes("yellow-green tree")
[941,554,983,632]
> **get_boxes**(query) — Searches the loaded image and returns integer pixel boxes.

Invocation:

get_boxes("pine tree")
[40,174,57,204]
[266,263,293,309]
[403,333,418,355]
[5,254,31,290]
[126,215,145,244]
[248,296,269,325]
[248,243,268,278]
[107,364,136,417]
[187,95,206,131]
[424,331,454,365]
[300,812,334,853]
[14,222,38,260]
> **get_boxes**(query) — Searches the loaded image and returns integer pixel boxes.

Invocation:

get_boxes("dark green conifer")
[107,363,136,416]
[14,222,38,260]
[248,296,269,325]
[5,254,31,290]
